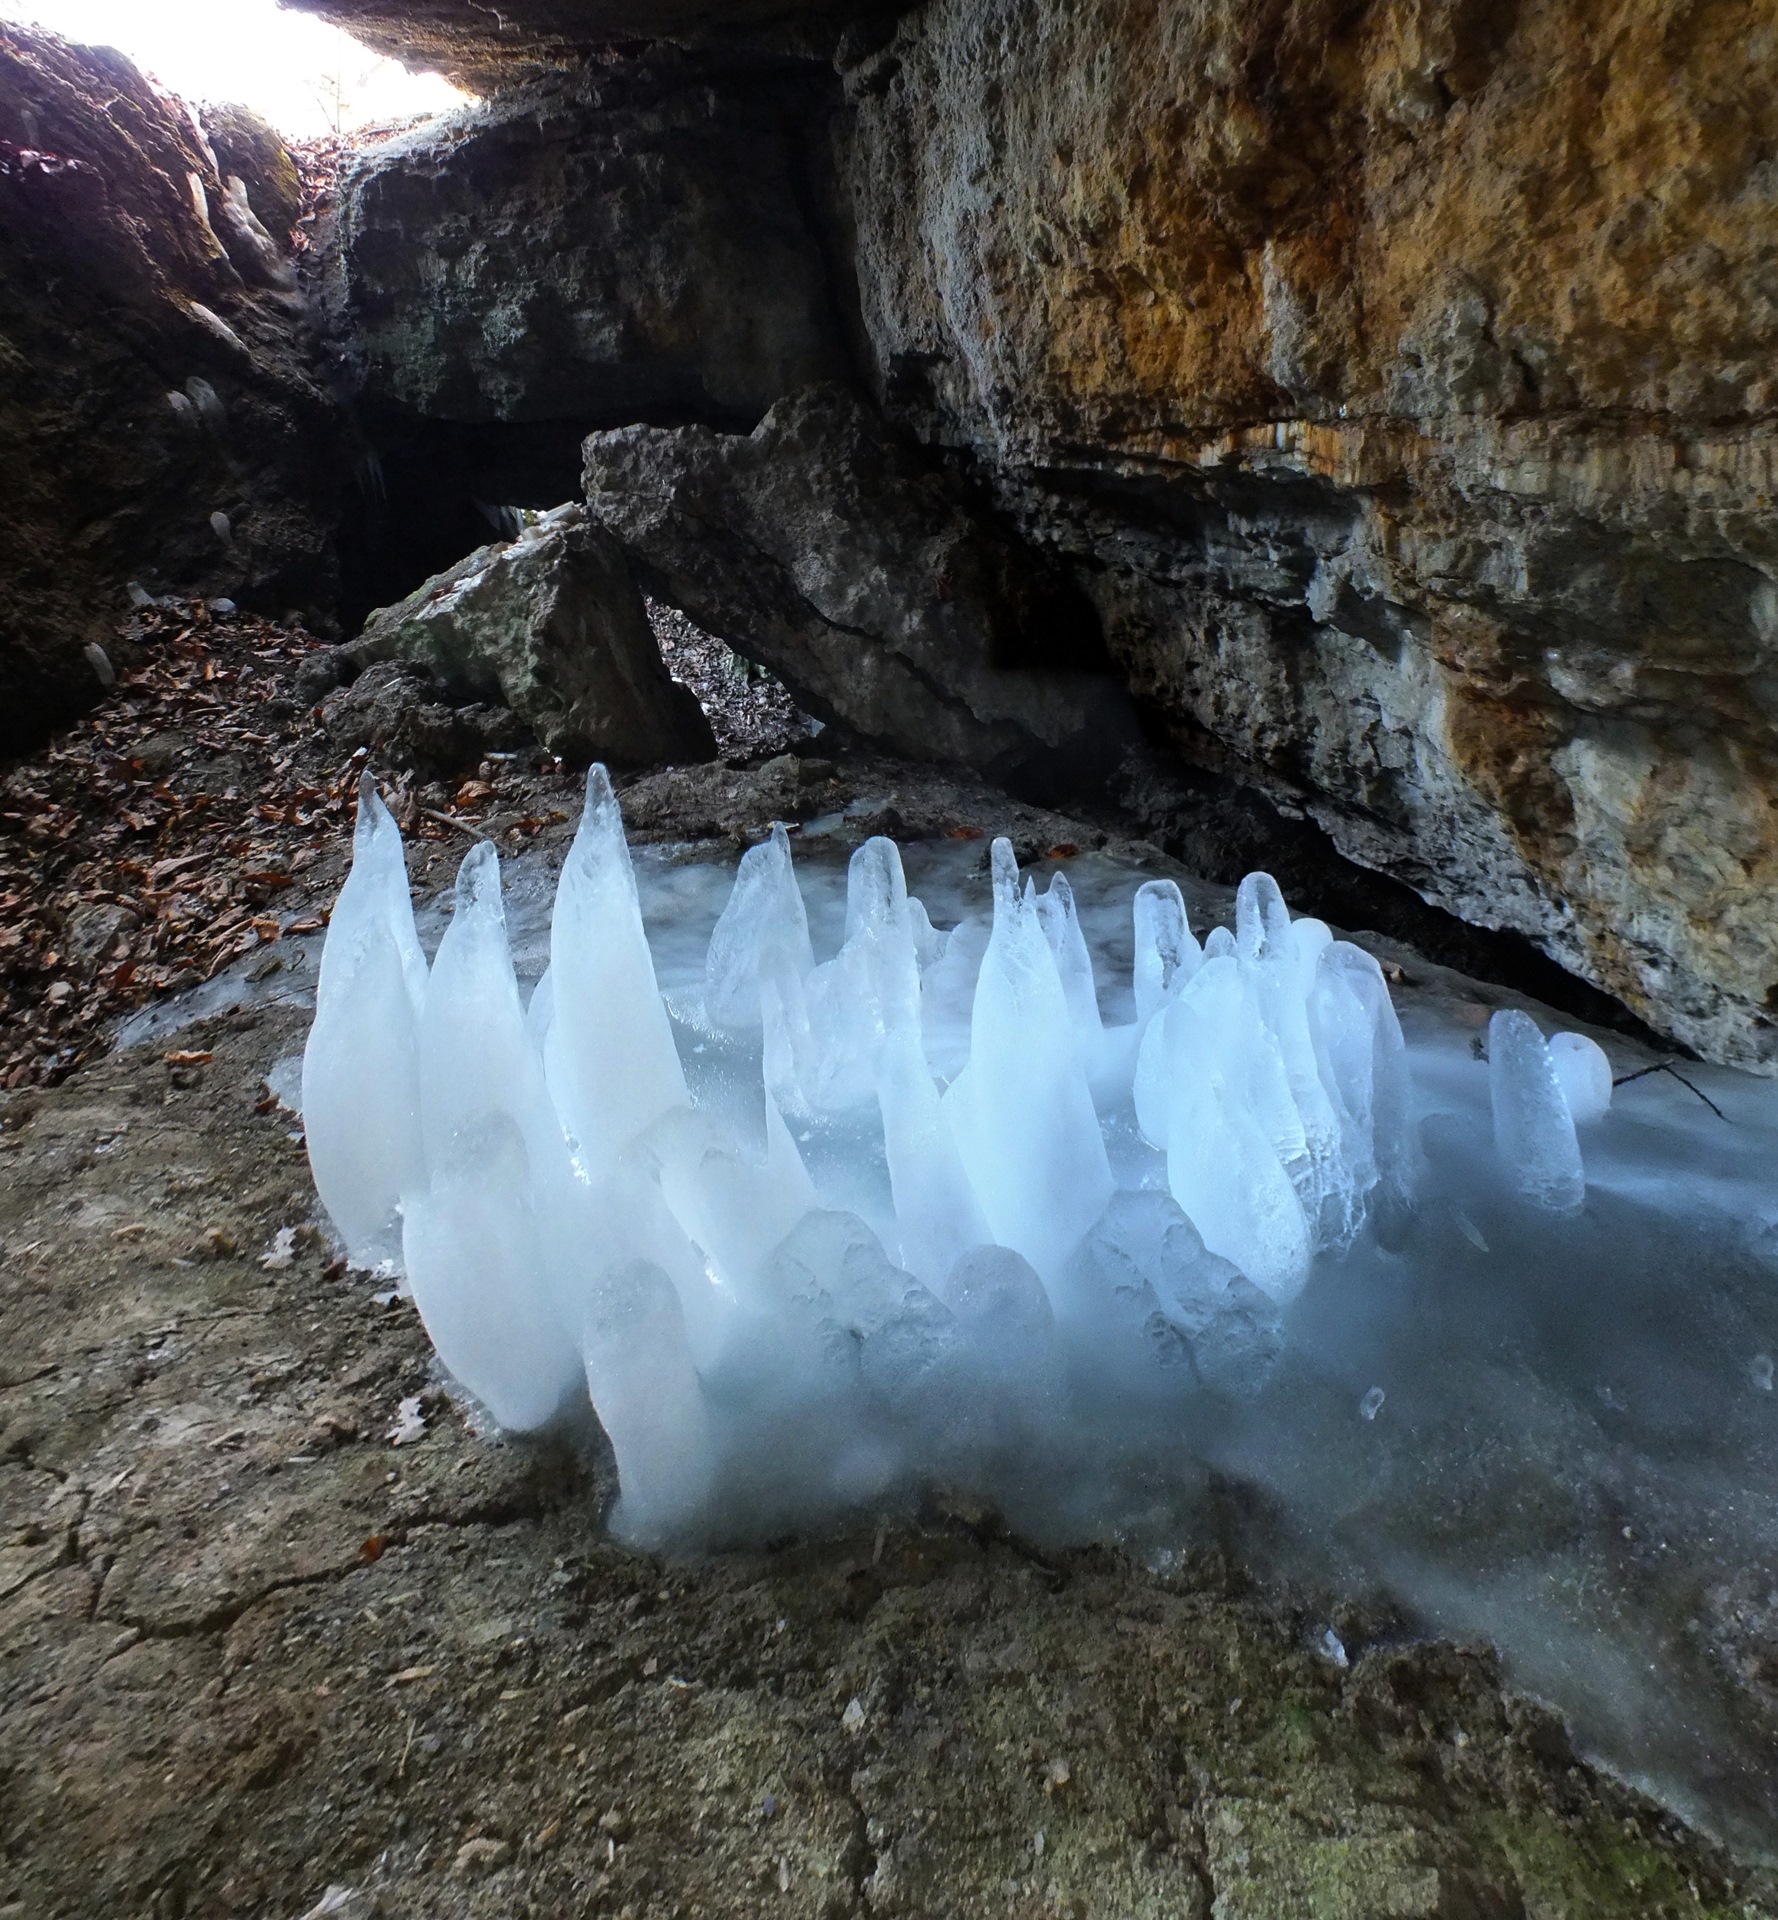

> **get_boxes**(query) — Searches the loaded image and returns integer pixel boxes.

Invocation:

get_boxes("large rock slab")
[583,384,1141,798]
[284,0,899,87]
[837,0,1778,1070]
[329,59,847,431]
[348,503,715,767]
[0,26,342,757]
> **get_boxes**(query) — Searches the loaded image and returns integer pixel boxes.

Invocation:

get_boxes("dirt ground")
[3,623,1777,1918]
[3,997,1775,1920]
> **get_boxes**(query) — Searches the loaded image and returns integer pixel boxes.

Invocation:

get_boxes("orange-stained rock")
[841,0,1778,1068]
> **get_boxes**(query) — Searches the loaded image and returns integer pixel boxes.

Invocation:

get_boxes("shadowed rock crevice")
[583,383,1142,803]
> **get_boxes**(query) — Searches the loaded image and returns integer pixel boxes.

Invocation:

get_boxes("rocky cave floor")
[2,617,1775,1918]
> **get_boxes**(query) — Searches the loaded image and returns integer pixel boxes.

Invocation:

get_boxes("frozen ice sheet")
[284,776,1778,1855]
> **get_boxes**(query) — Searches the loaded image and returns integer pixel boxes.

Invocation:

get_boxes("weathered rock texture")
[299,0,1778,1067]
[331,60,846,430]
[584,384,1138,795]
[317,658,536,774]
[347,503,716,765]
[288,0,902,88]
[833,0,1778,1068]
[0,27,343,757]
[324,51,855,625]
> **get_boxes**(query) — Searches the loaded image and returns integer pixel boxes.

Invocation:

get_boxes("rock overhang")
[281,0,914,85]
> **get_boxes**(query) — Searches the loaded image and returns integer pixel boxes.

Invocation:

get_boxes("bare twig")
[1611,1060,1729,1120]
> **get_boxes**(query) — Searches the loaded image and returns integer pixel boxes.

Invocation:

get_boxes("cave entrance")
[336,413,592,632]
[337,409,817,764]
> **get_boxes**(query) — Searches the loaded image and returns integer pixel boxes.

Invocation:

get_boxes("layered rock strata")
[0,27,344,755]
[833,0,1778,1067]
[26,0,1774,1067]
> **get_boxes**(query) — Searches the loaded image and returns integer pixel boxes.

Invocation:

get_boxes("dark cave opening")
[336,412,595,632]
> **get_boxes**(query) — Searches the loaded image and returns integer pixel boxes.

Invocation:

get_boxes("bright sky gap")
[0,0,466,137]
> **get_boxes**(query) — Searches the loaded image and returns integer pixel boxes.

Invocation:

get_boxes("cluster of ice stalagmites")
[302,771,1610,1540]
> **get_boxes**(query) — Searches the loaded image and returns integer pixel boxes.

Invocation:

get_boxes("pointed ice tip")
[585,762,616,812]
[569,763,621,858]
[455,839,505,922]
[990,837,1019,914]
[353,772,390,850]
[563,759,640,902]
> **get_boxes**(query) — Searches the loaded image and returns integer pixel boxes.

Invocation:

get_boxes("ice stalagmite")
[1316,940,1420,1217]
[845,836,988,1284]
[704,823,814,1031]
[1549,1030,1613,1125]
[403,841,583,1431]
[1153,957,1312,1299]
[417,843,568,1192]
[301,778,428,1265]
[582,1259,714,1543]
[1132,879,1199,1025]
[1037,873,1103,1044]
[301,766,1444,1541]
[1489,1008,1585,1209]
[1237,875,1349,1240]
[547,766,688,1172]
[944,839,1113,1279]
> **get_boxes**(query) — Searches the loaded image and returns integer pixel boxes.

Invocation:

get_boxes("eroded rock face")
[295,0,1778,1067]
[347,503,715,766]
[583,384,1140,797]
[0,26,342,757]
[330,59,847,430]
[834,0,1778,1069]
[285,0,904,88]
[318,658,535,775]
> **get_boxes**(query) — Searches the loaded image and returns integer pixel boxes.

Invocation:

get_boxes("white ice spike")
[302,787,1442,1539]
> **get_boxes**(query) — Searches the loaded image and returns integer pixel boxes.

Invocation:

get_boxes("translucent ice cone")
[1490,1008,1585,1210]
[302,780,427,1265]
[547,766,688,1170]
[704,823,813,1030]
[401,1113,583,1432]
[944,840,1112,1279]
[584,1258,716,1543]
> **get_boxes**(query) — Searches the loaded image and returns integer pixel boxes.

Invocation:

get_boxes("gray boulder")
[581,385,1139,799]
[319,660,533,777]
[346,504,715,768]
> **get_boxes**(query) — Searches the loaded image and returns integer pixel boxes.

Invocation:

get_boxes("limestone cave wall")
[834,0,1778,1071]
[10,0,1777,1071]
